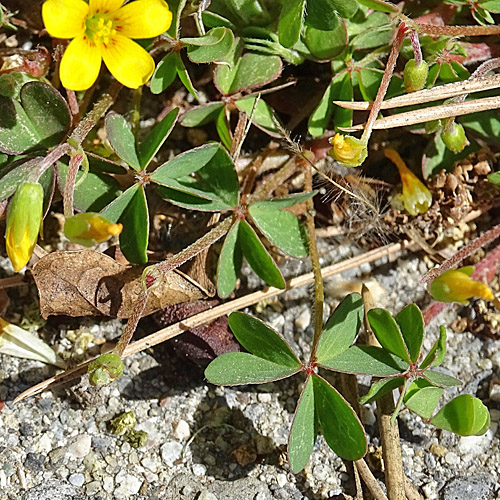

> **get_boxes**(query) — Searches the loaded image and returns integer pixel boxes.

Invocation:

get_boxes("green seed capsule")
[404,59,429,93]
[88,353,124,386]
[441,123,469,153]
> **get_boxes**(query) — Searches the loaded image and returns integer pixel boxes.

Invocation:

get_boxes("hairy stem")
[361,22,407,144]
[304,161,324,361]
[417,23,500,36]
[362,285,406,500]
[63,152,83,218]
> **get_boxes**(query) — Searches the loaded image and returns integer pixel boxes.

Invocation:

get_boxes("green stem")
[130,86,142,138]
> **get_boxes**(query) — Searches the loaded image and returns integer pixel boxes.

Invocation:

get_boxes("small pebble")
[444,451,460,466]
[173,419,190,441]
[68,473,85,487]
[114,473,143,497]
[68,435,91,459]
[294,308,311,330]
[276,473,287,488]
[198,491,218,500]
[192,463,207,477]
[160,441,183,466]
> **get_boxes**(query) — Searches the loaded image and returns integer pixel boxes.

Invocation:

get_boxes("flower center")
[85,14,116,45]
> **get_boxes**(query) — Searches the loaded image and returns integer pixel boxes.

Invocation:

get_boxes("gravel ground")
[1,241,500,500]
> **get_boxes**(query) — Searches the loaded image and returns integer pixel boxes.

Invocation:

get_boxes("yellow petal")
[102,35,154,88]
[89,0,124,14]
[42,0,88,39]
[114,0,172,38]
[60,36,102,91]
[6,227,35,272]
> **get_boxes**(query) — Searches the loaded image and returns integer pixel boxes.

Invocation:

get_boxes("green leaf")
[156,184,235,211]
[319,345,408,375]
[316,293,363,363]
[404,379,444,419]
[424,369,462,387]
[488,171,500,185]
[0,157,42,202]
[360,376,405,405]
[19,82,71,149]
[239,219,285,289]
[151,143,219,181]
[101,184,144,222]
[184,27,234,63]
[395,304,424,363]
[176,53,198,99]
[214,39,282,95]
[305,0,338,30]
[235,96,281,136]
[150,52,178,95]
[308,79,336,137]
[357,0,398,12]
[0,82,71,154]
[253,192,316,210]
[462,110,500,147]
[303,18,348,60]
[57,162,120,212]
[431,394,490,436]
[313,374,367,461]
[333,71,353,129]
[249,203,308,257]
[205,352,299,385]
[117,184,149,264]
[420,326,446,370]
[367,308,410,363]
[167,0,187,37]
[179,102,225,127]
[138,108,179,169]
[288,375,316,473]
[228,311,301,368]
[215,106,232,150]
[481,0,500,13]
[105,113,140,171]
[278,0,306,48]
[217,220,242,298]
[100,184,149,263]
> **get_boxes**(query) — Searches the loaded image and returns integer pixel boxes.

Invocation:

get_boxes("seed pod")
[404,59,429,93]
[441,122,469,153]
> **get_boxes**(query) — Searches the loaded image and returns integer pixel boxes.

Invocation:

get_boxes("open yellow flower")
[42,0,172,90]
[384,148,432,216]
[64,212,122,246]
[329,133,368,167]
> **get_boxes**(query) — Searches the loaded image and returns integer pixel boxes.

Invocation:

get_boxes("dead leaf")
[32,250,207,319]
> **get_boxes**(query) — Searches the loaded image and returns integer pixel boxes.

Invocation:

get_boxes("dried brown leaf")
[32,250,207,319]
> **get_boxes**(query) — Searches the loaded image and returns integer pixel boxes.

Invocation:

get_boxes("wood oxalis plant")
[1,0,500,496]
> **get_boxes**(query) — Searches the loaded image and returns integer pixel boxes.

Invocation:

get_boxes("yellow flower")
[429,267,494,305]
[329,133,368,167]
[384,148,432,216]
[42,0,172,90]
[64,212,122,246]
[5,182,44,272]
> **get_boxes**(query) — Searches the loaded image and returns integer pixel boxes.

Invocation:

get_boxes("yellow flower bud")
[64,213,122,247]
[429,267,494,305]
[329,133,368,167]
[384,148,432,216]
[5,182,43,272]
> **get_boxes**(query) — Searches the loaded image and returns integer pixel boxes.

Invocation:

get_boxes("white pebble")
[360,406,376,426]
[141,456,158,473]
[199,491,218,500]
[192,463,207,477]
[257,393,271,403]
[477,358,493,370]
[173,419,191,441]
[490,383,500,402]
[36,433,53,454]
[68,473,85,487]
[114,473,143,497]
[103,476,114,493]
[276,473,287,488]
[294,308,311,330]
[160,441,183,466]
[444,451,460,465]
[68,435,91,458]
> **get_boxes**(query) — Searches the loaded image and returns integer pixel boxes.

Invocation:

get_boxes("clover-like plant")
[205,293,490,473]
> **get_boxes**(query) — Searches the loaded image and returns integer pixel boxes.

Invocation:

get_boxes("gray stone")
[21,479,84,500]
[160,441,183,466]
[24,452,45,472]
[442,474,495,500]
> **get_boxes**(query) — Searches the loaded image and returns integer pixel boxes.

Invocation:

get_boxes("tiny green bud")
[441,122,469,153]
[404,59,429,93]
[6,182,44,272]
[424,119,442,134]
[110,411,137,435]
[88,353,124,386]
